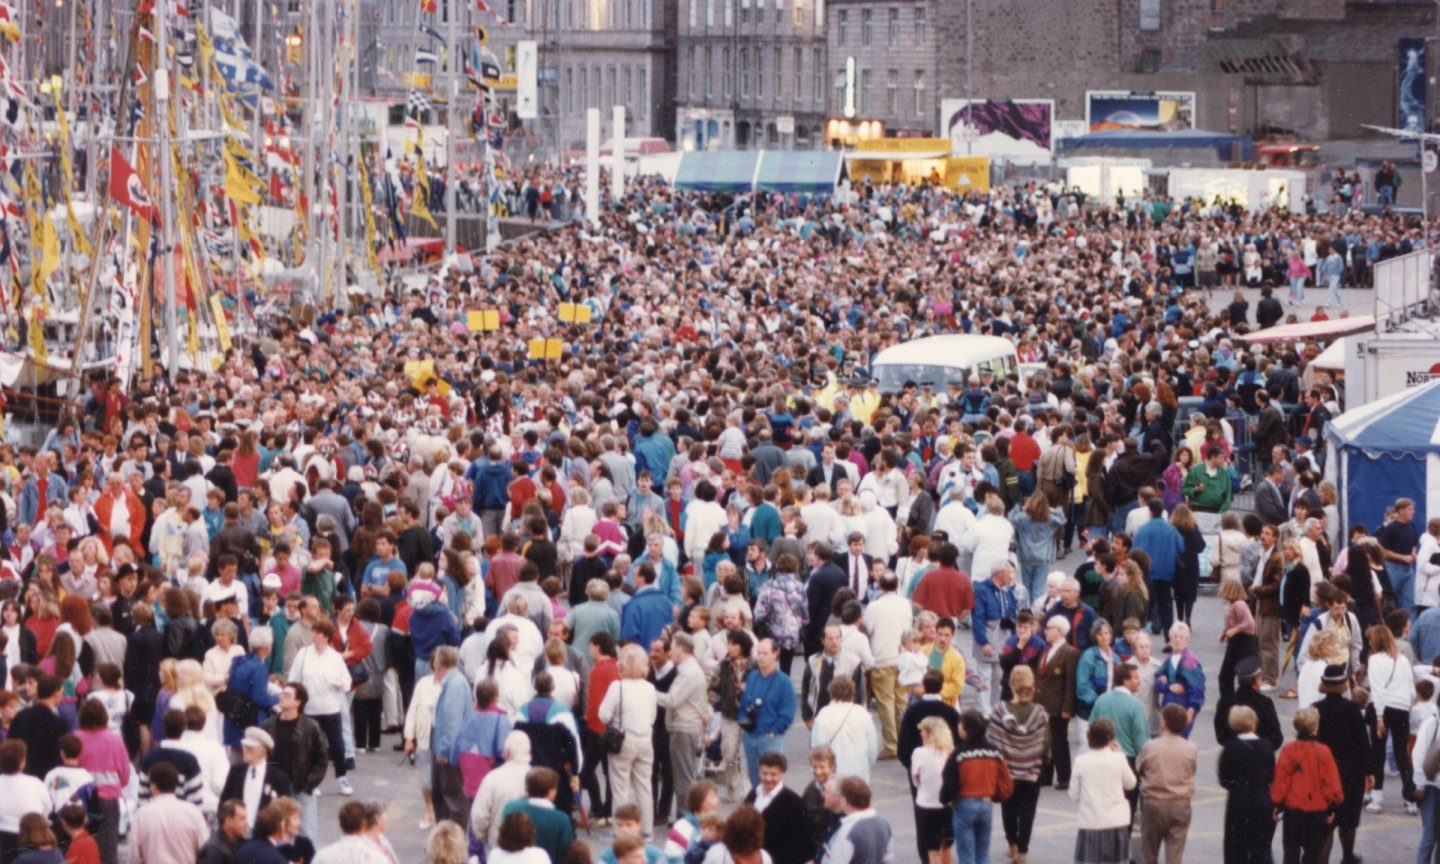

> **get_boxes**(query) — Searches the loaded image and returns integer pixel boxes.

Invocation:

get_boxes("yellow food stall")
[845,138,990,191]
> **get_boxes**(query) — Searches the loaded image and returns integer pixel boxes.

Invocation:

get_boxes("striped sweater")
[987,701,1049,783]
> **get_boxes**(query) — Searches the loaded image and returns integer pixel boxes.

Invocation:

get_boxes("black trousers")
[352,697,383,750]
[1218,633,1260,700]
[1281,809,1327,864]
[652,730,674,824]
[1041,715,1072,786]
[1373,705,1415,797]
[1224,800,1276,864]
[581,726,613,819]
[430,759,468,826]
[313,712,346,777]
[1000,780,1041,853]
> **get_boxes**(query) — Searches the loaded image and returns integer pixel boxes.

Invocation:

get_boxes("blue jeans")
[741,731,785,786]
[1419,786,1440,864]
[952,797,994,864]
[1108,499,1138,538]
[1389,560,1417,617]
[1326,274,1342,307]
[298,791,319,842]
[1020,560,1049,610]
[1380,185,1396,206]
[1289,276,1306,302]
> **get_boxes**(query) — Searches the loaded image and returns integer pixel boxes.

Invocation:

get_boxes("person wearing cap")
[1313,661,1372,863]
[221,727,293,835]
[1211,656,1283,751]
[222,627,281,749]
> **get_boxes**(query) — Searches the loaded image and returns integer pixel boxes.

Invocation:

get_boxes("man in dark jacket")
[1256,286,1284,329]
[1314,663,1372,864]
[395,499,435,577]
[220,728,293,831]
[743,751,813,864]
[1212,657,1283,751]
[264,683,330,840]
[9,674,68,779]
[804,543,847,656]
[466,447,514,539]
[198,799,249,864]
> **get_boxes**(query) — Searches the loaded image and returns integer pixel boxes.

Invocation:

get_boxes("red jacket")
[331,616,373,668]
[585,657,619,734]
[91,488,145,554]
[1271,738,1343,812]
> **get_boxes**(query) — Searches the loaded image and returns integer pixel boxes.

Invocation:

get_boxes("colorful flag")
[108,147,158,223]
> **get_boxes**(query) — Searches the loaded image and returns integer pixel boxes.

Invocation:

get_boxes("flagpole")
[156,0,181,376]
[444,0,459,254]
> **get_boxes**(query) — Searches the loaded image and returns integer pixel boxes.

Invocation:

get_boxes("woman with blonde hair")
[1010,492,1066,605]
[201,619,243,695]
[990,665,1048,864]
[1296,628,1345,709]
[170,658,220,742]
[1114,561,1150,634]
[62,538,106,601]
[911,715,956,864]
[597,643,659,837]
[1216,578,1258,699]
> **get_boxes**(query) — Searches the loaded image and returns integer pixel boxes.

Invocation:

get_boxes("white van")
[870,334,1019,393]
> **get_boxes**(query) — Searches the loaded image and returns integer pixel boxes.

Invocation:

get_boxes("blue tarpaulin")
[673,152,761,193]
[1060,129,1254,161]
[1324,379,1440,536]
[673,151,842,194]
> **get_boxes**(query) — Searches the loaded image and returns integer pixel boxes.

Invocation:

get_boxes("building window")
[705,47,714,95]
[723,47,733,97]
[706,0,714,26]
[757,50,765,99]
[913,69,924,115]
[859,68,871,112]
[793,0,804,26]
[861,9,872,45]
[888,8,899,46]
[740,48,750,97]
[886,68,897,114]
[777,0,785,25]
[837,10,847,45]
[608,67,616,107]
[1210,0,1224,29]
[686,47,695,96]
[1140,0,1160,30]
[794,47,804,100]
[690,0,698,26]
[565,66,573,112]
[579,66,588,107]
[1139,47,1162,71]
[914,5,925,42]
[774,48,782,99]
[814,48,824,104]
[638,67,647,117]
[815,0,823,27]
[835,69,845,114]
[741,0,750,25]
[625,67,633,107]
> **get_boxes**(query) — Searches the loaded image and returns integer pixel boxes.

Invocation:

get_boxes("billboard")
[1399,37,1427,133]
[940,99,1053,163]
[1086,91,1195,133]
[516,41,538,120]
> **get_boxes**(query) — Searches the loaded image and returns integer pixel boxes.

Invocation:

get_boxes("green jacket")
[1090,687,1150,758]
[1181,463,1232,512]
[501,798,575,864]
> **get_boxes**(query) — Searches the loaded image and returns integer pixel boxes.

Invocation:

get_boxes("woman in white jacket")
[287,619,354,795]
[1366,623,1417,814]
[1417,517,1440,614]
[1210,512,1248,585]
[808,677,877,782]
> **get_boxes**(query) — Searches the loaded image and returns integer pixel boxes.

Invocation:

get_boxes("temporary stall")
[845,138,989,191]
[672,151,761,193]
[1160,167,1308,212]
[1312,337,1348,371]
[672,151,844,195]
[1058,128,1254,164]
[1059,157,1151,201]
[1323,378,1440,534]
[1238,315,1375,343]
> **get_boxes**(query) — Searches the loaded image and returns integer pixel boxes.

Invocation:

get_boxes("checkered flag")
[407,89,432,118]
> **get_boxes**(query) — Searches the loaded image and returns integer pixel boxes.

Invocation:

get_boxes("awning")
[844,150,951,162]
[1239,314,1375,343]
[1312,337,1347,370]
[755,151,843,194]
[673,151,762,193]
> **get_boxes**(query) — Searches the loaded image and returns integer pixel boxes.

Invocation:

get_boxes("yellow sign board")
[948,156,991,193]
[485,74,518,91]
[528,338,564,360]
[855,137,952,153]
[467,310,501,332]
[557,303,592,324]
[404,73,433,89]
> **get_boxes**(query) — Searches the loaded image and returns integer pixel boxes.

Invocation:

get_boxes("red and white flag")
[108,147,158,224]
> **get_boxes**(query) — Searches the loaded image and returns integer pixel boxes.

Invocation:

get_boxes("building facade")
[674,0,828,150]
[823,0,944,146]
[523,0,676,156]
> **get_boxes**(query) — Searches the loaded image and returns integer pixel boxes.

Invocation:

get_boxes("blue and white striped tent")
[1324,378,1440,536]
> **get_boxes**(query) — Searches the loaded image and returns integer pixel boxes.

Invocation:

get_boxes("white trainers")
[1366,794,1383,814]
[1407,802,1420,816]
[338,777,355,796]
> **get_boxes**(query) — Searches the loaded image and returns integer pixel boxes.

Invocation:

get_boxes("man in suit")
[804,543,847,656]
[1254,463,1289,527]
[1314,663,1373,864]
[834,533,876,602]
[897,670,961,864]
[1035,616,1079,789]
[1212,657,1284,751]
[1253,391,1289,465]
[806,442,850,493]
[221,727,294,836]
[801,625,864,726]
[744,751,812,864]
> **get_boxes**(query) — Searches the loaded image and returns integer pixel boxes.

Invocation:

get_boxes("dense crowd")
[0,174,1430,864]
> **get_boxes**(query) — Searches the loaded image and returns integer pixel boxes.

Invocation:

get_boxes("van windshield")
[871,356,1016,393]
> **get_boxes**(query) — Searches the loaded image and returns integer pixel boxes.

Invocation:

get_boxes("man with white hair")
[971,561,1025,714]
[958,495,1015,585]
[858,492,899,565]
[469,731,534,846]
[801,484,847,549]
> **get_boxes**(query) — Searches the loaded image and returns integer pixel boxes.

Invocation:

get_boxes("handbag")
[603,679,626,753]
[348,663,370,688]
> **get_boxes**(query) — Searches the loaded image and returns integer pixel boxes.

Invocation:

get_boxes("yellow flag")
[196,24,214,65]
[411,130,437,230]
[357,151,382,278]
[223,147,263,206]
[51,84,93,259]
[27,307,46,365]
[38,217,60,285]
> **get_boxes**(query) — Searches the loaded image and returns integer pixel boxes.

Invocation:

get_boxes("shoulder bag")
[603,679,626,753]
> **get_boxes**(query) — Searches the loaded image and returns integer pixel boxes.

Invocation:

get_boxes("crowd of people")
[0,173,1428,864]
